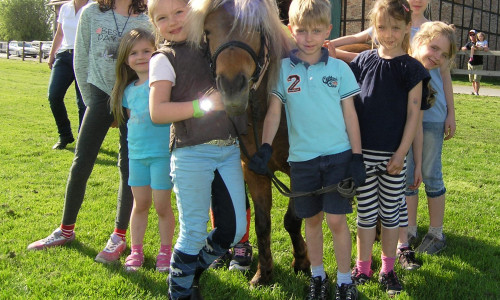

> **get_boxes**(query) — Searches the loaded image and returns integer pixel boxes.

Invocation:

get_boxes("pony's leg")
[284,198,310,274]
[243,167,273,286]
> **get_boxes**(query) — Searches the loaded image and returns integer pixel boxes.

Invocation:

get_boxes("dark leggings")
[61,84,133,230]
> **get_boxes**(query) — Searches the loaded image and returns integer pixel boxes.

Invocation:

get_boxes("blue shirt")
[122,80,171,159]
[423,68,447,123]
[272,48,360,162]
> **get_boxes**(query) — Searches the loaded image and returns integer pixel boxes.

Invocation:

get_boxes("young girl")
[406,21,457,255]
[110,28,175,272]
[147,0,247,298]
[348,0,430,296]
[27,0,151,265]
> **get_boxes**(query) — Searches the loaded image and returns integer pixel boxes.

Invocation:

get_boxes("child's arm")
[248,95,282,175]
[149,80,223,124]
[341,97,362,154]
[342,96,366,186]
[387,82,422,175]
[440,67,456,140]
[74,7,91,104]
[330,28,372,47]
[408,112,424,190]
[261,95,282,145]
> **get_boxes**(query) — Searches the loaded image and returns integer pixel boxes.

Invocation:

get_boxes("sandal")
[124,251,144,272]
[156,249,172,272]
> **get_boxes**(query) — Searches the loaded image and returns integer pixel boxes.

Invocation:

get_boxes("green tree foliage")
[0,0,52,41]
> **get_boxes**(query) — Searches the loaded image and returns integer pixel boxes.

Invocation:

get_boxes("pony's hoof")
[249,270,272,287]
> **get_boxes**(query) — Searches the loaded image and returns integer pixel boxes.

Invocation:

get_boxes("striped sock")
[60,224,75,239]
[113,228,126,241]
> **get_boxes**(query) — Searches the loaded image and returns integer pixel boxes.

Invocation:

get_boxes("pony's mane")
[187,0,292,94]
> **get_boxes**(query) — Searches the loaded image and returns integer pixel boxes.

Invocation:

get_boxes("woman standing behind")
[28,0,151,265]
[47,0,91,150]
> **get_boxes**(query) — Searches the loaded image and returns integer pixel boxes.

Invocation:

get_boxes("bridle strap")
[210,33,268,84]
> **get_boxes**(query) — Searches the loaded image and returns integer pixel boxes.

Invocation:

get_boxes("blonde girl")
[110,28,175,272]
[147,0,247,298]
[349,0,430,296]
[405,21,457,255]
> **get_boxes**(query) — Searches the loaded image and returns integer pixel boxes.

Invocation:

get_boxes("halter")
[208,31,269,90]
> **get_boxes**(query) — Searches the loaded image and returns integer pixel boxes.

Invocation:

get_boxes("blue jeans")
[170,143,246,255]
[62,85,133,230]
[47,51,86,138]
[406,122,446,198]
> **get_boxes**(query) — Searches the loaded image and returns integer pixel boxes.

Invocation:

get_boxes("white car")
[9,41,38,58]
[32,41,52,59]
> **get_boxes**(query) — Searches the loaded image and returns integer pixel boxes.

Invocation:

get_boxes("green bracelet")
[192,99,205,118]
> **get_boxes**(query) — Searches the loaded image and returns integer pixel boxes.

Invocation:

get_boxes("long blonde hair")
[111,28,156,125]
[369,0,413,53]
[411,21,457,69]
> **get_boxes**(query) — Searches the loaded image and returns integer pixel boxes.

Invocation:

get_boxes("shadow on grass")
[404,229,500,299]
[68,241,169,297]
[62,146,120,167]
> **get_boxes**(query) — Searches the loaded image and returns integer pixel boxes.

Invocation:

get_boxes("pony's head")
[188,0,292,116]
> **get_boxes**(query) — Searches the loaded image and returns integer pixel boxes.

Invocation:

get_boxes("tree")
[0,0,52,41]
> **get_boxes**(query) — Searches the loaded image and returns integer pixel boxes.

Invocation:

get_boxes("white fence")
[452,50,500,77]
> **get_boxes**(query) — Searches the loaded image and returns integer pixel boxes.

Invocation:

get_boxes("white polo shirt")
[58,0,92,51]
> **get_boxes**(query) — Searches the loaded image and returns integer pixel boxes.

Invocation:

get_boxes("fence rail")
[452,50,500,77]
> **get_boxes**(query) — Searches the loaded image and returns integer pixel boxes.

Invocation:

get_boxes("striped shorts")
[357,149,407,229]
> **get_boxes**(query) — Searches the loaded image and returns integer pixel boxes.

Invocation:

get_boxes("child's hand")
[323,40,337,58]
[110,119,118,128]
[444,114,456,140]
[409,167,422,190]
[203,90,225,112]
[386,152,405,175]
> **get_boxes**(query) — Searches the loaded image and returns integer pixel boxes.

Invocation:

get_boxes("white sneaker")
[95,234,126,263]
[27,228,75,250]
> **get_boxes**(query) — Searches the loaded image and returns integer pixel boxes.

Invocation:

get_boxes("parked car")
[32,41,52,59]
[8,41,38,58]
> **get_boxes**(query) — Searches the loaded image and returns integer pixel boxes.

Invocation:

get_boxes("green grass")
[0,59,499,299]
[452,74,500,88]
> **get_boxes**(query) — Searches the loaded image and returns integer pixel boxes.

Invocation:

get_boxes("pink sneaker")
[95,234,126,263]
[156,249,172,272]
[27,228,75,250]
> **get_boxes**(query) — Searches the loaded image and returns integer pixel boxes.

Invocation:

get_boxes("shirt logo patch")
[322,76,338,88]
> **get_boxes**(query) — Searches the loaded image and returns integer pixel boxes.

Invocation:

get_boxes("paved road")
[452,84,500,97]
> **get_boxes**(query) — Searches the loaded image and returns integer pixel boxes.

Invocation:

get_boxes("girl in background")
[111,28,175,272]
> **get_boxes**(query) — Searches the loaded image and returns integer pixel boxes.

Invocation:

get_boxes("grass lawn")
[0,59,499,299]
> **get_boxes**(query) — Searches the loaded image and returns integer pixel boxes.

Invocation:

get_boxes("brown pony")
[187,0,308,286]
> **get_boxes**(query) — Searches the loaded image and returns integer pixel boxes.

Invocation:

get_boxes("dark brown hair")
[97,0,147,14]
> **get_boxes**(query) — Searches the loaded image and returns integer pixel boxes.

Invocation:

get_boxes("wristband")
[192,99,205,118]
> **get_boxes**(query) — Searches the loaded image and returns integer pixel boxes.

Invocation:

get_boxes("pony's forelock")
[187,0,292,94]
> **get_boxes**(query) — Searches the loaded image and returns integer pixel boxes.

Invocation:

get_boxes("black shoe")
[52,136,75,150]
[306,275,330,300]
[398,246,421,270]
[229,241,253,271]
[335,283,358,300]
[379,270,403,297]
[208,250,231,269]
